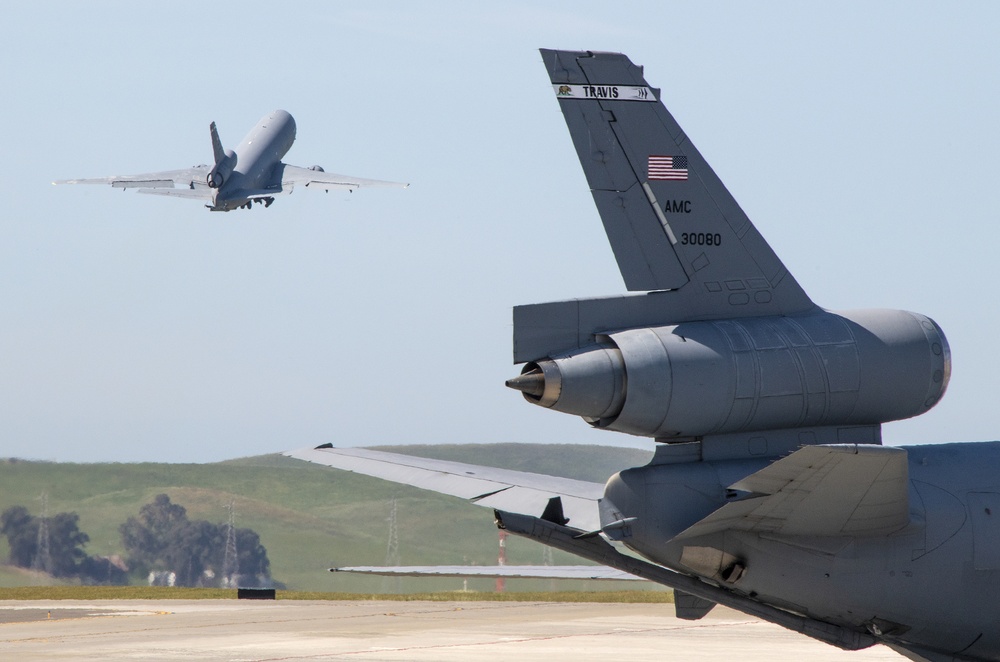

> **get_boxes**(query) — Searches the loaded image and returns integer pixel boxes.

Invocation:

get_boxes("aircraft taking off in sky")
[286,50,999,661]
[54,110,407,211]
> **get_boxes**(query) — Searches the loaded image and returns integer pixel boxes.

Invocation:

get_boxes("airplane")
[53,110,408,211]
[285,49,995,662]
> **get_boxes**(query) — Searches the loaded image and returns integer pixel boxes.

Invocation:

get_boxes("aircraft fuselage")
[211,110,297,211]
[606,441,1000,659]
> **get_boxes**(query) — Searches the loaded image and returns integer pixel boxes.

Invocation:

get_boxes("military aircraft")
[54,110,407,211]
[286,50,994,662]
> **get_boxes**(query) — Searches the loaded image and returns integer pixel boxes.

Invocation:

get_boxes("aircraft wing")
[675,444,910,540]
[136,187,214,200]
[330,565,643,580]
[283,445,604,532]
[53,166,211,190]
[278,164,409,191]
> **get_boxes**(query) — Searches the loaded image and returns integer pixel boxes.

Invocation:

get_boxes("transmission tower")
[384,498,400,565]
[221,501,238,587]
[32,493,51,578]
[382,498,400,592]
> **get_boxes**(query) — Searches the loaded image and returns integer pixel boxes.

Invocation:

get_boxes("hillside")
[0,443,655,593]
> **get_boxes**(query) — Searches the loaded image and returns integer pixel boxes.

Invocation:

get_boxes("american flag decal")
[648,155,688,181]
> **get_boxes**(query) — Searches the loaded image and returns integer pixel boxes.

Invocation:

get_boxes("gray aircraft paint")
[287,50,993,662]
[54,110,407,211]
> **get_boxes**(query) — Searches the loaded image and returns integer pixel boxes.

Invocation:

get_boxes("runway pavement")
[0,599,908,661]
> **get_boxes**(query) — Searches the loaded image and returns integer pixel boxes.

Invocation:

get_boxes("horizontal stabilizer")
[330,565,642,581]
[676,444,910,540]
[283,445,603,532]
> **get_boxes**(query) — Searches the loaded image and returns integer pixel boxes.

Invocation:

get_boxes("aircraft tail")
[539,49,812,308]
[514,50,817,361]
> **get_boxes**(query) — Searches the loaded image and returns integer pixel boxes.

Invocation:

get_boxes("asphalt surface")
[0,599,909,661]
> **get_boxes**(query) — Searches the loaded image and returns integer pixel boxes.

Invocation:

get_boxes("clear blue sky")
[2,2,998,462]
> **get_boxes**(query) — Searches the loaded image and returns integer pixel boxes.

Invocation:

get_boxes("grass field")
[0,444,657,593]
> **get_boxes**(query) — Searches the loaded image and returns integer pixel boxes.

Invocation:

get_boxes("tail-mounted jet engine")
[207,149,237,189]
[506,309,949,440]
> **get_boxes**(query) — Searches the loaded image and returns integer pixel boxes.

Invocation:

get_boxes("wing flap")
[283,445,603,532]
[676,444,910,540]
[136,187,214,200]
[674,590,717,620]
[115,179,174,189]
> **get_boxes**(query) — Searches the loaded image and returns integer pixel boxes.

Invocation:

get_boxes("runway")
[0,599,908,661]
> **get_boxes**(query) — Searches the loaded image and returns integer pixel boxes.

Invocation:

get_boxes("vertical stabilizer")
[540,49,812,315]
[209,121,226,165]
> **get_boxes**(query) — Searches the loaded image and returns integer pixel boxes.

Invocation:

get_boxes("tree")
[120,494,188,577]
[165,519,223,587]
[234,528,271,586]
[77,555,128,585]
[120,494,274,587]
[46,512,89,577]
[1,506,37,568]
[0,506,103,580]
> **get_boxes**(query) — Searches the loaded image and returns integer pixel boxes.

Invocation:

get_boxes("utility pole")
[32,493,51,579]
[383,498,400,593]
[221,501,238,587]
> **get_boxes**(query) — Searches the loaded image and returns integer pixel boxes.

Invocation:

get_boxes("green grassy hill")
[0,444,655,593]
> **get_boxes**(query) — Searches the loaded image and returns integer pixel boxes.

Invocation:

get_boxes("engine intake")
[506,309,950,439]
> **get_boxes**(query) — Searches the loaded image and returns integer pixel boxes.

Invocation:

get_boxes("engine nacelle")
[207,149,237,188]
[507,309,950,439]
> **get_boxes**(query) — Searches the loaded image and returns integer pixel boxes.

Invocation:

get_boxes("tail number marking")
[680,233,722,247]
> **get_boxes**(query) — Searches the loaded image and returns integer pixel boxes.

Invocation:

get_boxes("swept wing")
[278,164,409,192]
[331,565,643,580]
[283,445,604,532]
[136,187,214,200]
[54,166,211,190]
